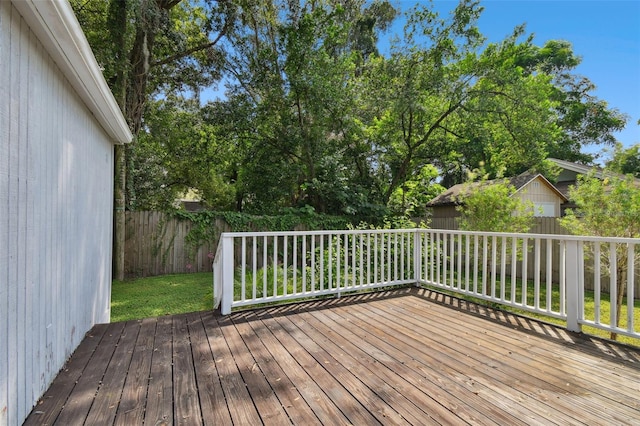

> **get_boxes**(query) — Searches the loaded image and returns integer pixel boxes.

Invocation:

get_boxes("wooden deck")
[25,287,640,425]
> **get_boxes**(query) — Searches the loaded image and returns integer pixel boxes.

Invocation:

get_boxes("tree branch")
[152,26,228,67]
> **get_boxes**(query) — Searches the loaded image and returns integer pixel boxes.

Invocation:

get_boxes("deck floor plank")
[274,310,411,425]
[83,320,141,426]
[231,312,321,425]
[204,315,264,425]
[143,315,174,426]
[244,311,353,425]
[49,322,127,425]
[264,312,383,425]
[393,293,640,416]
[22,323,109,426]
[370,296,604,421]
[172,314,202,425]
[23,288,640,425]
[113,317,156,426]
[218,313,292,424]
[186,312,233,426]
[295,308,462,425]
[322,300,539,425]
[380,293,639,424]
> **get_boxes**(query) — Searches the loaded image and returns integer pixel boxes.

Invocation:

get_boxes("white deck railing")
[213,229,640,340]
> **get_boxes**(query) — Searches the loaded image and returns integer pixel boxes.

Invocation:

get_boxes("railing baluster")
[360,233,364,287]
[252,237,257,300]
[482,235,488,295]
[627,243,635,334]
[473,234,478,294]
[546,239,552,312]
[610,242,617,330]
[320,235,324,291]
[241,236,246,302]
[273,236,278,297]
[293,235,297,295]
[500,236,507,301]
[594,242,601,325]
[491,236,497,298]
[367,233,371,285]
[510,237,517,304]
[311,235,316,293]
[534,238,540,310]
[522,238,528,306]
[302,235,307,294]
[387,232,392,283]
[283,236,288,296]
[263,236,267,299]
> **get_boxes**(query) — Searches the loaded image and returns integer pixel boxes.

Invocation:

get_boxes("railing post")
[565,240,582,333]
[221,234,234,315]
[413,229,421,287]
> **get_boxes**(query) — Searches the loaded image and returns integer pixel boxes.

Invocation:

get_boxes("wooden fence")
[124,211,230,277]
[126,212,623,295]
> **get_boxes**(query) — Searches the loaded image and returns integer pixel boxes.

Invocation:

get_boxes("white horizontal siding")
[0,2,114,424]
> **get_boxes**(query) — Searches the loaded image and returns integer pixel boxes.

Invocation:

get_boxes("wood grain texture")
[23,288,640,425]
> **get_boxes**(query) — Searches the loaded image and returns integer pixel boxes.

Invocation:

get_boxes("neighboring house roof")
[548,158,605,179]
[12,0,132,144]
[426,171,568,207]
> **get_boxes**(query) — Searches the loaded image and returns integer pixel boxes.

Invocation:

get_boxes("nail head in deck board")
[22,288,640,425]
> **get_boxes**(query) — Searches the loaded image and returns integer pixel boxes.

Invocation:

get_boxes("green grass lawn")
[110,271,640,347]
[110,272,212,322]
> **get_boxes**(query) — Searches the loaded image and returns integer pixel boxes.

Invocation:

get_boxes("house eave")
[11,0,132,144]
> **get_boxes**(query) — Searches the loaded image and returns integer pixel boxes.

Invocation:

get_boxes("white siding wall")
[1,2,114,424]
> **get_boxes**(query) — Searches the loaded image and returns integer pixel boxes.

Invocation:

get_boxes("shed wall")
[0,3,114,424]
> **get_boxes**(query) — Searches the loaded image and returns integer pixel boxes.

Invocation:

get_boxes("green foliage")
[607,143,640,178]
[74,0,628,218]
[559,171,640,338]
[559,171,640,238]
[457,177,535,233]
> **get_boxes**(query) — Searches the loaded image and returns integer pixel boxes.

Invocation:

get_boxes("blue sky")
[385,0,640,153]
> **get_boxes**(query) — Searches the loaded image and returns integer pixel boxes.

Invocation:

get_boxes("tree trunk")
[113,145,127,280]
[109,0,128,280]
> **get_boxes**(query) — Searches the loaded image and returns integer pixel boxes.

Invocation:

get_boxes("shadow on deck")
[25,287,640,425]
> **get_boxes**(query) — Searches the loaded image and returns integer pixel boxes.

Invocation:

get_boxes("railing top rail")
[420,229,640,244]
[217,228,640,244]
[220,228,419,238]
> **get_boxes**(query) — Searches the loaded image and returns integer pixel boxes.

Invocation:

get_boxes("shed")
[0,1,132,424]
[426,172,568,219]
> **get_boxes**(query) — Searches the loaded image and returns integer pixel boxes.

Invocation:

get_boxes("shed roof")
[426,171,568,207]
[11,0,132,144]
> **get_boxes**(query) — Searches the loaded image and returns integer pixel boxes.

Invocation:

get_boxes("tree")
[607,143,640,178]
[456,173,535,233]
[217,0,396,215]
[558,172,640,339]
[71,0,233,279]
